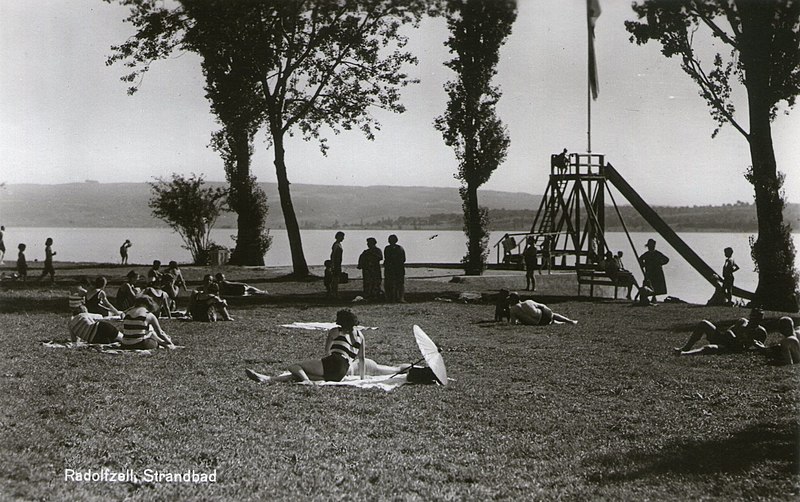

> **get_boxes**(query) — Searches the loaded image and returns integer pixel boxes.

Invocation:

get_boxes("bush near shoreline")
[0,263,798,500]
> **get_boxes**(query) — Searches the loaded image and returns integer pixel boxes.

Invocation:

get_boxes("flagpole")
[587,39,592,154]
[586,4,592,153]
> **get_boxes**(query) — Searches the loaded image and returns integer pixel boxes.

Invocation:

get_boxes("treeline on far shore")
[327,203,800,232]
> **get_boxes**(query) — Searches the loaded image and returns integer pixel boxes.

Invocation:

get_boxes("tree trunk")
[272,133,310,277]
[739,2,799,311]
[463,184,484,276]
[228,129,266,266]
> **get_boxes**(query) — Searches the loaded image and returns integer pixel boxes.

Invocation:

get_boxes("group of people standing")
[326,232,407,302]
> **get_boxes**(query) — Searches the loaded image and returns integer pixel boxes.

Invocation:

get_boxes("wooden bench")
[576,266,623,299]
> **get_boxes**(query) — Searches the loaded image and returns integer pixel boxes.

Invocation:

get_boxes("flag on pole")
[587,0,601,100]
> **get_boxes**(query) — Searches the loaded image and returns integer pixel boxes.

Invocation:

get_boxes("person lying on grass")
[674,309,767,356]
[214,273,268,296]
[507,292,578,326]
[766,317,800,365]
[68,306,123,344]
[121,296,175,350]
[246,309,368,384]
[85,276,123,318]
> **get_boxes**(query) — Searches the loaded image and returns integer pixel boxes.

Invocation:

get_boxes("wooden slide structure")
[605,163,754,301]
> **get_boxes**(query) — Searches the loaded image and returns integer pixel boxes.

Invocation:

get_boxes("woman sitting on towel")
[68,306,123,344]
[246,309,366,384]
[121,296,174,350]
[85,276,122,317]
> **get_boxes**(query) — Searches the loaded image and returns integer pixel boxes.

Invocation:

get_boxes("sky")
[0,0,798,207]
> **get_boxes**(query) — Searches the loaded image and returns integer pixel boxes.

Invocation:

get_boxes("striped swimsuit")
[68,314,98,343]
[121,309,150,346]
[329,328,364,364]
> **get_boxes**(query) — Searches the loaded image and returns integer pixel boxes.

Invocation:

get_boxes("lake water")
[4,227,799,304]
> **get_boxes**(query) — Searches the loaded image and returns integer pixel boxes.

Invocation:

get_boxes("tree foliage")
[626,0,800,310]
[435,0,516,275]
[106,0,431,276]
[148,173,228,265]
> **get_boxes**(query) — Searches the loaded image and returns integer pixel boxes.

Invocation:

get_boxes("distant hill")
[2,182,796,233]
[0,182,541,229]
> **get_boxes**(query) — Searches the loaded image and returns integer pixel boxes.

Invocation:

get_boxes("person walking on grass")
[120,239,132,265]
[721,247,740,305]
[330,231,345,299]
[384,234,406,302]
[245,309,365,384]
[523,236,538,291]
[507,292,577,326]
[38,237,56,284]
[673,309,767,356]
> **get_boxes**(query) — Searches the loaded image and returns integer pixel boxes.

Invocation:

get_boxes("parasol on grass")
[391,325,447,385]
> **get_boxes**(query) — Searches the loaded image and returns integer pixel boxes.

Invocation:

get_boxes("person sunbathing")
[245,309,366,384]
[674,309,767,356]
[774,316,800,365]
[85,276,122,317]
[188,282,234,321]
[120,297,174,350]
[507,292,578,325]
[214,273,268,296]
[115,270,141,311]
[141,276,174,319]
[68,306,123,344]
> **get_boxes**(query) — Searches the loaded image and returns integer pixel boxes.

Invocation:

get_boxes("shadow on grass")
[586,420,799,483]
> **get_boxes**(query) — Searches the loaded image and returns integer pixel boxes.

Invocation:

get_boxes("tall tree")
[106,0,428,276]
[188,3,273,265]
[434,0,516,275]
[626,0,800,312]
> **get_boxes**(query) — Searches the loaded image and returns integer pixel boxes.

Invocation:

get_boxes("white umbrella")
[412,325,447,386]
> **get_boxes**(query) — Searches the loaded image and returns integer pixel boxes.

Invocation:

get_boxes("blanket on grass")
[281,322,378,331]
[274,372,407,391]
[41,339,183,356]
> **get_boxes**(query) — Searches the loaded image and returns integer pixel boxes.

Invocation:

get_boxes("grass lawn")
[0,262,798,500]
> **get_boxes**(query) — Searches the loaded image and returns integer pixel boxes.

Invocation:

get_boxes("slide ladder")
[605,163,754,301]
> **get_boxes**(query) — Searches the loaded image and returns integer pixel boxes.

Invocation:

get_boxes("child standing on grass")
[16,243,27,282]
[722,247,740,304]
[38,237,56,284]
